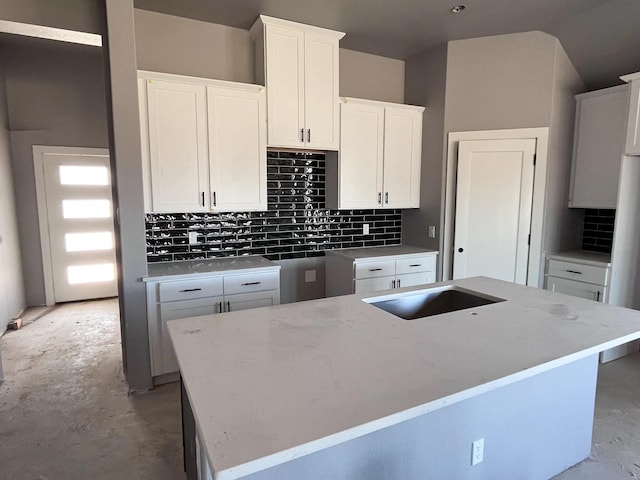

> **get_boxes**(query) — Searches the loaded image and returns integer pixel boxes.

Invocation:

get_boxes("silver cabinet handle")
[201,192,205,207]
[566,270,582,275]
[378,192,382,204]
[369,268,383,272]
[179,288,202,293]
[241,281,261,286]
[212,191,217,207]
[307,129,311,143]
[300,128,305,142]
[226,301,231,312]
[385,192,389,204]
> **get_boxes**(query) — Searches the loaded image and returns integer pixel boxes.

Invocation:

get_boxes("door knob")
[458,248,464,253]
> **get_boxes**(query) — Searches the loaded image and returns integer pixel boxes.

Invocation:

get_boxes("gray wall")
[0,51,25,331]
[402,43,448,255]
[3,41,109,306]
[0,0,103,34]
[241,355,598,480]
[133,9,405,103]
[339,49,404,103]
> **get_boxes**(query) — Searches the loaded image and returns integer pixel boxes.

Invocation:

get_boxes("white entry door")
[36,148,118,303]
[453,139,536,285]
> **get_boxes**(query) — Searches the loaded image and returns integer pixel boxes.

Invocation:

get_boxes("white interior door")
[453,139,536,285]
[38,150,118,303]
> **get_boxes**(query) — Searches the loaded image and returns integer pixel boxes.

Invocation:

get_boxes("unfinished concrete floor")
[0,299,639,479]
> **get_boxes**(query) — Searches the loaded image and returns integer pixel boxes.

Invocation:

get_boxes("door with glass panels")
[41,152,117,302]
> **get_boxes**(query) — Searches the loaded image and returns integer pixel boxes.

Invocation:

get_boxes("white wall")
[4,41,109,306]
[0,51,25,331]
[0,0,104,34]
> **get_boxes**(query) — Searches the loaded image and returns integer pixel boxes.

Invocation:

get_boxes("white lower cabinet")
[146,267,280,382]
[326,248,438,297]
[544,257,609,303]
[545,276,604,302]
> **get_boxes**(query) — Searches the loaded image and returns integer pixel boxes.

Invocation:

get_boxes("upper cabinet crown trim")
[254,15,346,39]
[137,70,264,93]
[621,71,640,83]
[575,84,628,101]
[340,97,425,113]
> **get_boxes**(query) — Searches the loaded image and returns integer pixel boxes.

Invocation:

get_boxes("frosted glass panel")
[67,264,115,284]
[59,165,109,185]
[62,199,111,219]
[65,232,113,252]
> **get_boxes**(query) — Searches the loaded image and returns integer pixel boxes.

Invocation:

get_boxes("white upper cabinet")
[569,85,628,209]
[251,15,344,150]
[621,72,640,155]
[327,98,424,210]
[145,79,210,213]
[139,71,267,213]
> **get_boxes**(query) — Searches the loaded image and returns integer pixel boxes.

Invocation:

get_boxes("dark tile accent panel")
[581,209,615,254]
[145,152,402,262]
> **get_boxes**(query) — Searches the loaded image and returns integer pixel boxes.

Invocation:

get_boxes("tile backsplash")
[145,151,402,262]
[581,209,615,254]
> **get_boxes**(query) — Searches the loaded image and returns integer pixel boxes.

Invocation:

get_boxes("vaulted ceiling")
[134,0,640,90]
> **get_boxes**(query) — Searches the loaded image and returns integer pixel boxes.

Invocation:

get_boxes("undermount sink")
[364,286,505,320]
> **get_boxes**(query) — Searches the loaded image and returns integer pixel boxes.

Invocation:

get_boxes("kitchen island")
[168,277,640,480]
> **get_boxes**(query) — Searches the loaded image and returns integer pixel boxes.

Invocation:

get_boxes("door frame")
[441,128,549,287]
[33,145,111,306]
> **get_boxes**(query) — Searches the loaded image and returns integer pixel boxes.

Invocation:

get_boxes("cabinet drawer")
[355,276,395,294]
[395,255,436,275]
[160,297,223,321]
[545,276,605,303]
[547,260,608,285]
[158,277,223,302]
[223,271,279,295]
[355,260,396,279]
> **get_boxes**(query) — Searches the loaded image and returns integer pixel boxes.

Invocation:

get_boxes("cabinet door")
[207,86,267,212]
[625,80,640,155]
[152,296,223,376]
[264,25,305,148]
[304,32,340,150]
[146,79,209,212]
[395,272,434,289]
[382,107,423,208]
[570,88,628,208]
[355,276,395,294]
[545,276,604,302]
[225,290,280,313]
[338,101,384,209]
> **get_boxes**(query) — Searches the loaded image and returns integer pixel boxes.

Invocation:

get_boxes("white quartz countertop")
[168,277,640,480]
[143,256,279,281]
[547,250,612,267]
[325,244,438,260]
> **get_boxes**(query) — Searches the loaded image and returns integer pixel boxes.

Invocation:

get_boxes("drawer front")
[545,276,605,303]
[355,260,396,279]
[547,259,608,285]
[160,297,223,321]
[395,255,436,275]
[223,271,279,295]
[395,272,435,289]
[355,276,395,294]
[158,277,223,302]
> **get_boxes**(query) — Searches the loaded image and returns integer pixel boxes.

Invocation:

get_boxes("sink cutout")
[364,286,505,320]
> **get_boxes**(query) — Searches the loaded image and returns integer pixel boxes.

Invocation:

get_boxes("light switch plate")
[305,270,316,283]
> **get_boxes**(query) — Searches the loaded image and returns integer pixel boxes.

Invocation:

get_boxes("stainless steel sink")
[364,286,505,320]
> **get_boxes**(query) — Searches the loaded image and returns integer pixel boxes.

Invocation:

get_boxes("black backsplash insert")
[145,151,402,262]
[581,209,615,254]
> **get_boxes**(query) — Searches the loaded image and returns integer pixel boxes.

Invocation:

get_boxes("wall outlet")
[188,232,199,245]
[363,224,370,235]
[304,270,316,283]
[428,225,436,238]
[471,438,484,466]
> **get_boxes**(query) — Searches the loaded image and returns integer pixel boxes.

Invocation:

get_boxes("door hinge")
[533,154,537,166]
[528,233,531,246]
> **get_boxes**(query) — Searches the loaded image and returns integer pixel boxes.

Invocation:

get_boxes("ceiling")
[133,0,640,90]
